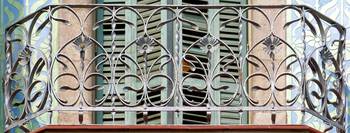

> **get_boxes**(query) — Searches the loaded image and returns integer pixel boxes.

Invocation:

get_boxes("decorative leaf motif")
[178,16,200,30]
[199,34,219,53]
[12,98,25,107]
[135,36,155,54]
[29,91,42,102]
[51,16,70,25]
[73,34,93,51]
[275,85,295,91]
[247,57,260,68]
[148,85,166,92]
[251,85,270,90]
[114,14,135,28]
[84,85,101,91]
[241,17,261,28]
[220,17,239,30]
[156,17,176,30]
[60,85,79,91]
[18,45,32,65]
[123,86,141,92]
[35,18,50,35]
[286,58,298,70]
[29,58,45,83]
[93,16,112,31]
[304,18,317,36]
[211,85,229,91]
[188,86,206,92]
[283,18,301,29]
[262,34,282,60]
[320,46,334,63]
[311,91,323,99]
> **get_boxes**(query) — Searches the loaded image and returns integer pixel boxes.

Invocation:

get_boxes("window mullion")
[208,0,221,125]
[125,0,137,125]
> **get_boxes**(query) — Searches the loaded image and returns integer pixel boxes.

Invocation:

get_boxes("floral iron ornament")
[136,36,155,54]
[199,34,219,54]
[18,45,32,65]
[73,34,93,52]
[262,34,282,60]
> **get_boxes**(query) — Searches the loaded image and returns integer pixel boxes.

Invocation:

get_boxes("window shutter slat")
[99,0,126,124]
[135,0,162,125]
[219,0,244,124]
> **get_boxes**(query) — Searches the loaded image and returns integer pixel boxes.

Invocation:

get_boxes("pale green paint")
[95,0,105,124]
[160,0,173,125]
[50,0,60,125]
[240,0,248,124]
[173,0,183,125]
[208,0,221,125]
[125,0,137,125]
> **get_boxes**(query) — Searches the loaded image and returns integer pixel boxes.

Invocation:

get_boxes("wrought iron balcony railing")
[3,4,346,132]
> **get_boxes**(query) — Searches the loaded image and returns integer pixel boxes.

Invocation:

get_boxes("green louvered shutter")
[181,0,209,124]
[136,0,162,124]
[96,0,126,124]
[96,0,247,125]
[180,0,246,125]
[218,0,247,125]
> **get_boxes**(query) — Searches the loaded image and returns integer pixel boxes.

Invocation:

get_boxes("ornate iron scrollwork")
[3,4,346,133]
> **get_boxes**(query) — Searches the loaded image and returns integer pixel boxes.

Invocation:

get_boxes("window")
[95,0,247,125]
